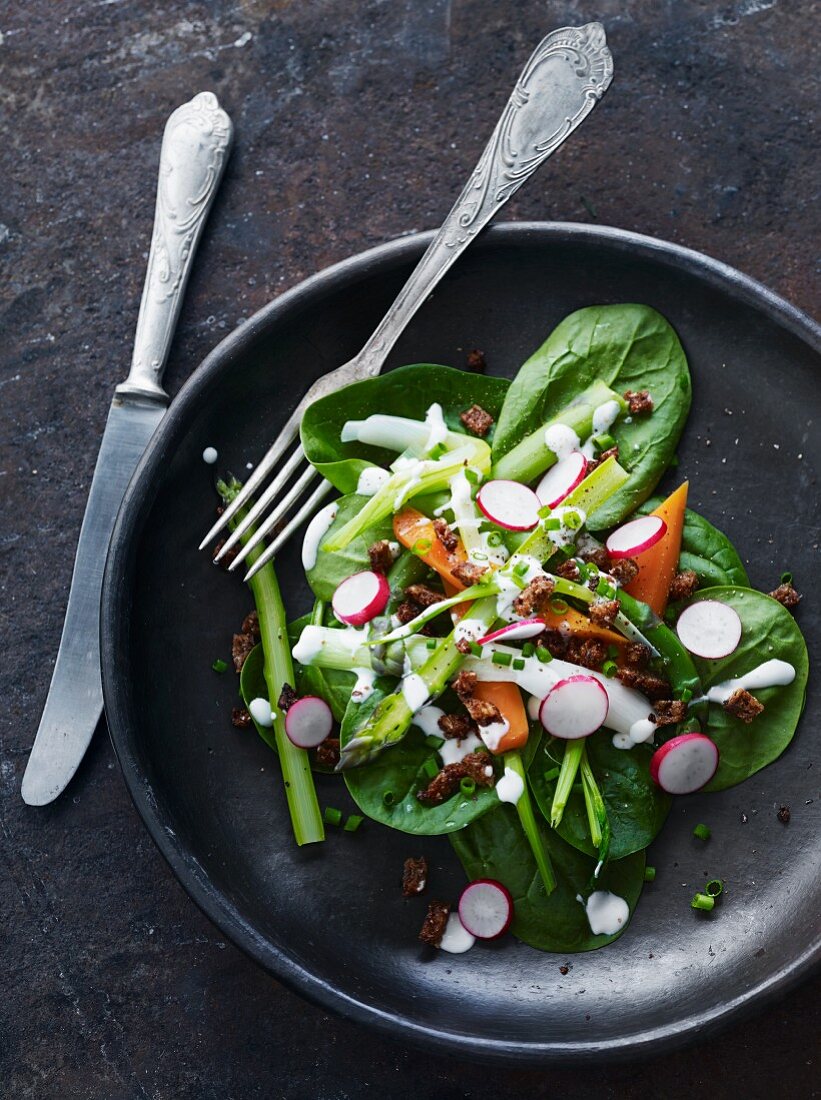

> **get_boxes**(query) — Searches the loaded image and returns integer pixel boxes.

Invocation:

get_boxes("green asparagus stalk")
[218,478,324,846]
[550,739,584,828]
[504,750,556,895]
[491,380,626,484]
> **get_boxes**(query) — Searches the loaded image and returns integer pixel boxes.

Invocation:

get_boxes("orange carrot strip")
[473,680,529,754]
[622,481,689,616]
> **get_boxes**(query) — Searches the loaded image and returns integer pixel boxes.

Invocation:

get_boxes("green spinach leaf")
[683,586,809,791]
[493,305,691,529]
[638,500,750,587]
[528,732,671,859]
[450,804,646,952]
[306,494,394,601]
[286,618,354,722]
[301,363,509,493]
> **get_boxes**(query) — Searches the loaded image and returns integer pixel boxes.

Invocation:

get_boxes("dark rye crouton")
[451,560,489,587]
[609,556,639,585]
[554,558,582,582]
[624,643,651,668]
[419,900,450,947]
[769,583,801,609]
[452,669,477,700]
[588,445,619,473]
[231,706,252,729]
[668,569,700,602]
[402,856,428,897]
[315,737,340,770]
[617,667,671,701]
[580,546,612,571]
[466,348,487,373]
[513,574,555,617]
[241,610,260,639]
[438,713,475,740]
[565,637,608,671]
[589,598,620,628]
[624,389,654,416]
[277,682,299,712]
[368,539,395,574]
[463,697,503,726]
[723,688,764,723]
[432,517,459,552]
[459,403,494,437]
[395,600,422,624]
[405,583,445,609]
[416,752,495,806]
[231,632,256,673]
[652,700,688,726]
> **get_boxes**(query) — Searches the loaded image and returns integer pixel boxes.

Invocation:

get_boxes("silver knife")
[22,92,233,805]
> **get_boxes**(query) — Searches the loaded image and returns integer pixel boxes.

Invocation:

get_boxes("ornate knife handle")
[116,92,233,402]
[351,22,613,379]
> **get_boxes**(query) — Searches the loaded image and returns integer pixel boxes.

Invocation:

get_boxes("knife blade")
[22,92,233,805]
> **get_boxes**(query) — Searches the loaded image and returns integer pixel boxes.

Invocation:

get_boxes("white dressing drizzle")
[495,766,524,805]
[202,446,218,465]
[350,667,378,703]
[355,466,390,497]
[701,658,796,704]
[401,672,430,713]
[411,704,445,737]
[477,716,510,752]
[577,890,630,935]
[454,619,485,647]
[593,399,622,436]
[439,913,475,954]
[248,697,274,728]
[301,502,338,571]
[628,718,656,745]
[440,733,484,766]
[424,402,449,452]
[544,423,581,459]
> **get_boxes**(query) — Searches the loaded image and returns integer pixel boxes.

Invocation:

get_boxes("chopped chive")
[492,651,513,667]
[469,641,484,657]
[512,657,526,671]
[382,790,397,807]
[550,597,569,614]
[424,734,444,750]
[514,560,529,576]
[422,757,439,779]
[586,561,600,577]
[412,537,433,556]
[543,517,562,530]
[536,645,553,663]
[460,776,477,796]
[596,578,616,598]
[343,814,364,832]
[464,467,480,485]
[780,570,793,585]
[564,509,583,530]
[691,892,715,912]
[602,659,619,678]
[607,644,620,659]
[472,551,489,562]
[537,504,552,519]
[426,638,437,649]
[705,878,724,898]
[211,658,228,673]
[679,687,693,703]
[522,642,536,658]
[487,531,503,547]
[428,442,447,460]
[323,806,343,826]
[693,823,711,841]
[644,865,656,882]
[543,766,560,783]
[593,432,616,451]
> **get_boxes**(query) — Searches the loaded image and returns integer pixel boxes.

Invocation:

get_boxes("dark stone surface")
[0,1,817,1096]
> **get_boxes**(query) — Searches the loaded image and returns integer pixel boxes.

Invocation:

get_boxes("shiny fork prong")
[228,462,319,571]
[244,480,333,582]
[198,413,299,551]
[212,444,306,562]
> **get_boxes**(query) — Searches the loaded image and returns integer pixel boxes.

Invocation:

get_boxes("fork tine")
[213,444,306,562]
[198,411,299,551]
[228,462,319,571]
[243,480,333,582]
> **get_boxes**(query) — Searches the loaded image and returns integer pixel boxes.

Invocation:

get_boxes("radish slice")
[605,514,667,559]
[676,600,742,660]
[535,451,588,508]
[477,480,541,531]
[332,570,390,625]
[539,675,609,739]
[284,696,334,748]
[650,733,719,794]
[476,619,545,646]
[458,879,514,939]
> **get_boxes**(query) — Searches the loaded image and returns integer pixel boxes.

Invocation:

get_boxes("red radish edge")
[539,675,609,740]
[284,696,334,748]
[476,480,541,532]
[476,619,545,646]
[605,515,667,559]
[535,451,588,508]
[675,600,742,660]
[458,879,514,940]
[331,570,390,625]
[650,733,719,795]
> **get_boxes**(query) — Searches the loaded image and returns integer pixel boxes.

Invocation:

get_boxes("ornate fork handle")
[117,92,233,402]
[349,22,613,380]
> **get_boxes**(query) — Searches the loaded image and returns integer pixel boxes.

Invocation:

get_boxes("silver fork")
[202,22,613,580]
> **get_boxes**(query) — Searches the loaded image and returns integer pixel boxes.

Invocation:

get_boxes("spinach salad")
[213,304,808,956]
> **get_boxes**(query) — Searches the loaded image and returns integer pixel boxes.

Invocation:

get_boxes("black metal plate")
[101,224,820,1063]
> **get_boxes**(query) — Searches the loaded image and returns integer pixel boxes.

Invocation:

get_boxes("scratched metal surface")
[0,1,818,1097]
